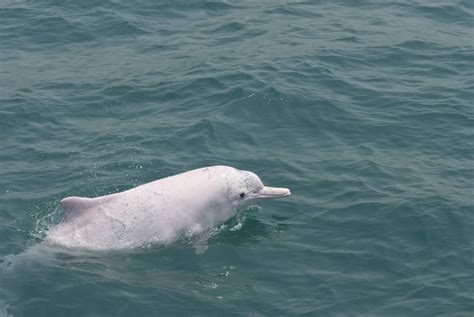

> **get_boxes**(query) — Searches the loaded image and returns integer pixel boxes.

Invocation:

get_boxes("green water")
[1,0,473,316]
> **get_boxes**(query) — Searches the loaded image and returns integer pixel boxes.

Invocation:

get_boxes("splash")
[32,205,63,241]
[0,300,12,317]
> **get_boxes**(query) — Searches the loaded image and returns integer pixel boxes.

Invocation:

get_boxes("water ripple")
[1,0,473,316]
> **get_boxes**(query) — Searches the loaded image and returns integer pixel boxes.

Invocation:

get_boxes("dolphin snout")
[256,186,291,199]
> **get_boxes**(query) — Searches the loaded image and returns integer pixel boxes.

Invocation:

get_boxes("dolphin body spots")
[46,166,291,250]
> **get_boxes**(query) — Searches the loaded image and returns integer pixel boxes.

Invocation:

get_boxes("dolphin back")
[59,196,113,221]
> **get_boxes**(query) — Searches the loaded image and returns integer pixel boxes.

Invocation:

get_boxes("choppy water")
[1,0,473,316]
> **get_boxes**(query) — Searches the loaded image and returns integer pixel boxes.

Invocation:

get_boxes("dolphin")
[46,166,291,250]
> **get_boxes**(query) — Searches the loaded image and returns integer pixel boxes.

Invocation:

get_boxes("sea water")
[0,1,472,316]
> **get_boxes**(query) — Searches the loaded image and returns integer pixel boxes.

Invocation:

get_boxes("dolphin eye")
[239,192,245,198]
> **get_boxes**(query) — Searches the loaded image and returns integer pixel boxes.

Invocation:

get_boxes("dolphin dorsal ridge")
[60,196,98,212]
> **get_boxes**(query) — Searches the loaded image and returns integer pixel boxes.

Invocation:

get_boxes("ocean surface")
[1,0,473,316]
